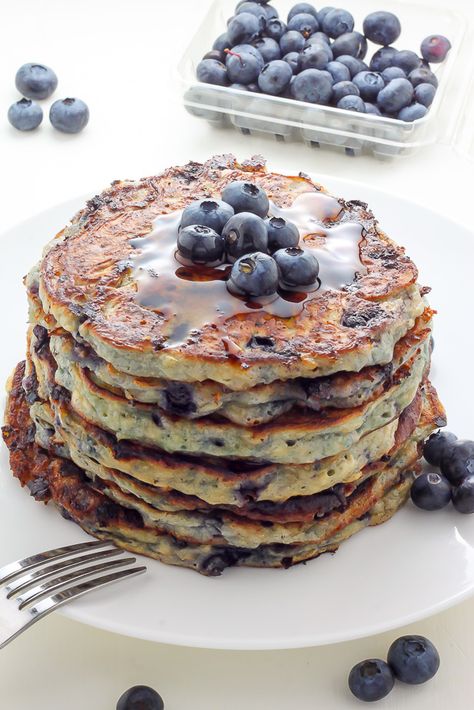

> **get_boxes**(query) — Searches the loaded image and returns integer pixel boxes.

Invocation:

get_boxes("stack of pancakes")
[3,155,445,575]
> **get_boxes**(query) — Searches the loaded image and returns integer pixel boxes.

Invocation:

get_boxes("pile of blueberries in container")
[177,181,319,298]
[7,63,89,133]
[197,1,451,121]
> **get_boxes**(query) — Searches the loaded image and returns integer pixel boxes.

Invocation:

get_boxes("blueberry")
[369,46,398,72]
[290,68,333,104]
[352,71,384,101]
[381,66,406,82]
[421,35,451,63]
[414,83,436,107]
[7,98,43,131]
[363,11,401,46]
[265,217,299,252]
[440,440,474,485]
[197,59,228,86]
[282,52,300,73]
[398,103,428,121]
[252,37,281,62]
[364,102,382,115]
[321,8,354,39]
[15,63,58,100]
[223,213,268,260]
[392,50,421,74]
[116,685,164,710]
[303,38,334,61]
[49,98,89,134]
[424,430,457,466]
[298,44,331,71]
[279,30,305,54]
[236,1,267,27]
[348,659,395,702]
[326,61,351,83]
[331,31,367,60]
[452,476,474,514]
[377,78,413,114]
[287,3,318,21]
[317,6,335,24]
[177,225,225,264]
[287,12,319,37]
[306,31,331,46]
[265,18,287,41]
[231,43,264,61]
[203,49,225,62]
[336,55,367,78]
[409,66,438,88]
[180,199,234,233]
[410,472,451,511]
[221,181,269,217]
[228,252,278,298]
[226,49,264,83]
[388,635,440,684]
[273,247,319,290]
[337,94,366,112]
[258,59,293,94]
[228,12,262,45]
[263,4,278,21]
[332,81,359,103]
[213,32,231,52]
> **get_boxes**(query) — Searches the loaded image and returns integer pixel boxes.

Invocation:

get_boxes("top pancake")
[35,154,423,388]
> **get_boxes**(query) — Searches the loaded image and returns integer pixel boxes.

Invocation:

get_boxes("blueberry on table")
[331,31,367,60]
[279,30,305,54]
[408,66,438,88]
[322,8,354,38]
[387,635,440,684]
[265,18,287,41]
[15,62,58,100]
[424,431,457,466]
[298,44,332,71]
[414,83,437,107]
[421,35,451,63]
[369,46,398,72]
[337,94,366,112]
[49,98,89,134]
[228,252,279,298]
[290,68,333,104]
[177,225,225,264]
[265,217,299,252]
[223,213,269,260]
[336,55,368,78]
[452,476,474,514]
[332,81,360,102]
[227,12,262,45]
[325,61,351,83]
[197,59,228,86]
[117,685,164,710]
[226,49,264,83]
[348,659,395,702]
[410,472,451,510]
[252,37,281,62]
[363,11,401,46]
[258,60,293,94]
[287,3,318,21]
[287,12,319,37]
[352,71,384,101]
[392,50,421,74]
[8,98,43,131]
[221,181,269,217]
[381,66,406,82]
[273,247,319,290]
[180,199,234,234]
[377,78,413,114]
[398,103,428,121]
[441,440,474,485]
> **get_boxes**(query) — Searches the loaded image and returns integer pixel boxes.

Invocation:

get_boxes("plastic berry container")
[178,0,466,159]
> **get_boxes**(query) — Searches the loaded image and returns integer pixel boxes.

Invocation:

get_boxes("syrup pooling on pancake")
[130,192,367,346]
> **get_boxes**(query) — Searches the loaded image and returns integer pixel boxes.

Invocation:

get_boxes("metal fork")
[0,539,146,649]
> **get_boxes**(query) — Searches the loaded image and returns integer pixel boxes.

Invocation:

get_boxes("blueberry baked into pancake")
[3,154,445,575]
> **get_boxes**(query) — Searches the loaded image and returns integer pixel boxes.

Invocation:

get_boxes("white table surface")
[1,0,473,707]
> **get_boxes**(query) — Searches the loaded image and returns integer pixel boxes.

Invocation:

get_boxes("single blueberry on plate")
[421,35,451,63]
[332,80,360,103]
[322,8,354,38]
[177,225,225,264]
[362,11,401,46]
[223,212,269,260]
[258,60,293,94]
[290,68,333,104]
[336,55,367,78]
[377,77,413,114]
[180,199,234,233]
[287,3,318,21]
[116,685,164,710]
[15,63,58,100]
[398,103,428,121]
[213,32,231,52]
[381,66,406,82]
[369,46,398,72]
[273,247,319,290]
[221,180,269,217]
[424,430,457,466]
[228,252,279,298]
[408,66,438,88]
[298,44,332,71]
[440,439,474,485]
[265,18,287,41]
[227,12,262,45]
[392,49,421,74]
[49,98,89,134]
[325,60,351,83]
[279,30,305,54]
[364,102,382,115]
[287,12,319,37]
[414,82,437,107]
[388,635,440,684]
[337,94,366,112]
[348,659,394,702]
[282,51,300,73]
[410,472,451,510]
[352,71,384,101]
[226,49,264,83]
[265,217,299,252]
[8,98,43,131]
[197,59,228,86]
[252,36,281,62]
[452,476,474,514]
[331,31,367,59]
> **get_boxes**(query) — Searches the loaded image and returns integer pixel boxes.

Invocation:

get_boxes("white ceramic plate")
[1,177,473,651]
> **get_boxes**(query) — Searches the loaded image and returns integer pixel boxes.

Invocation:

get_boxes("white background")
[0,0,473,707]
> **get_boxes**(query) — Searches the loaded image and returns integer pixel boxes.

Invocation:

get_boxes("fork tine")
[6,547,125,598]
[0,540,113,586]
[17,557,137,609]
